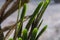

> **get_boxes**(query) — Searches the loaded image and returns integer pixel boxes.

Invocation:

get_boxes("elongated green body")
[36,25,47,40]
[22,29,27,40]
[26,2,43,30]
[18,4,27,37]
[30,28,38,40]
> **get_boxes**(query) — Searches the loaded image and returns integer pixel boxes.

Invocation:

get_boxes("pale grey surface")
[0,0,60,40]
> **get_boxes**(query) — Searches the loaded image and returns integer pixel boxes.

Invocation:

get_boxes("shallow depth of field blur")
[0,0,60,40]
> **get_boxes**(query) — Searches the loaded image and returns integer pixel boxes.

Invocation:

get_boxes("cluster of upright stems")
[0,0,29,40]
[0,0,50,40]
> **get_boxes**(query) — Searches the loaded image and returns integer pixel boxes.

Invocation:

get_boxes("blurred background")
[0,0,60,40]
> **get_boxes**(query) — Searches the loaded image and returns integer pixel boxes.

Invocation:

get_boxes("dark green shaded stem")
[27,21,35,39]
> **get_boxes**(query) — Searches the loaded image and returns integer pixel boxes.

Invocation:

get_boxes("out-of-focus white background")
[0,0,60,40]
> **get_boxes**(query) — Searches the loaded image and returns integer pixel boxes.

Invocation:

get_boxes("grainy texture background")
[0,0,60,40]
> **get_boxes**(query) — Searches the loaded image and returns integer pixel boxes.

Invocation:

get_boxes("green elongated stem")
[35,0,50,40]
[25,1,43,30]
[20,4,27,21]
[13,0,21,40]
[31,2,44,28]
[30,28,38,40]
[27,21,35,39]
[36,2,48,23]
[33,0,50,29]
[22,29,27,40]
[27,2,43,39]
[28,1,50,39]
[18,4,27,37]
[35,25,47,40]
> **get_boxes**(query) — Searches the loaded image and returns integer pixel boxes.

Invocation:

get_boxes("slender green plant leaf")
[30,28,38,40]
[18,4,27,37]
[20,3,27,21]
[27,2,44,39]
[22,29,27,40]
[33,0,50,28]
[31,2,44,28]
[14,0,21,39]
[35,25,47,40]
[25,1,43,30]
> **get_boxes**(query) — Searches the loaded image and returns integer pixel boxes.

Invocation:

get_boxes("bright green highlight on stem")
[30,28,38,40]
[22,29,28,40]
